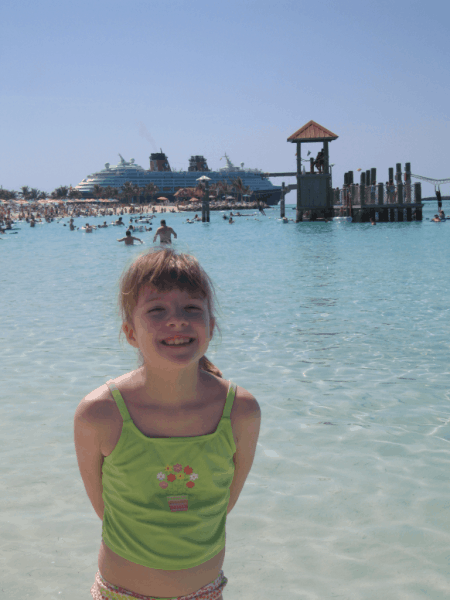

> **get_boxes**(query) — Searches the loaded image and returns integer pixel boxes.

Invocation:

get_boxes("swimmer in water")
[153,220,177,245]
[117,230,144,245]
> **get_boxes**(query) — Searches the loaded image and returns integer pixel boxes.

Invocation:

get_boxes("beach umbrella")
[157,197,169,201]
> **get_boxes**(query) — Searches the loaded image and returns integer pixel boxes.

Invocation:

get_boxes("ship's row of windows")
[88,178,267,184]
[83,180,270,187]
[83,179,270,186]
[84,183,270,188]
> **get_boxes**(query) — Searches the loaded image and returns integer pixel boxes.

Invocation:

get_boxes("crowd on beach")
[0,199,280,240]
[0,202,178,233]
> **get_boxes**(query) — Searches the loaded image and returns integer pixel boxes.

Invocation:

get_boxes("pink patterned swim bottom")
[91,570,228,600]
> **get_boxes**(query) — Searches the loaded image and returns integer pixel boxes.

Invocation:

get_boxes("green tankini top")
[101,379,237,570]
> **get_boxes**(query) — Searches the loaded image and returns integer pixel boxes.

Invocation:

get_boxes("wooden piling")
[395,163,402,185]
[388,167,394,183]
[404,162,412,202]
[201,179,210,222]
[310,158,314,173]
[360,182,366,208]
[414,182,422,220]
[296,142,302,222]
[202,198,206,222]
[323,141,329,175]
[280,182,285,218]
[365,170,370,186]
[377,183,384,206]
[371,168,376,185]
[361,171,366,186]
[377,183,387,221]
[397,182,404,205]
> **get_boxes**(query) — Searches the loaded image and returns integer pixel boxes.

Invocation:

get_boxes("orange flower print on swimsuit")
[157,464,199,511]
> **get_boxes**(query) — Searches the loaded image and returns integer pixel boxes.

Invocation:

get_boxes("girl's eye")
[148,306,201,313]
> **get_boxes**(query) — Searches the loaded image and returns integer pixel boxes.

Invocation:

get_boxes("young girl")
[74,247,261,600]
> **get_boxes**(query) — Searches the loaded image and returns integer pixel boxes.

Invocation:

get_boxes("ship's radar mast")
[220,153,234,169]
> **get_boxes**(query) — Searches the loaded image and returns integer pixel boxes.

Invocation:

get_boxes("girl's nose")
[166,307,189,326]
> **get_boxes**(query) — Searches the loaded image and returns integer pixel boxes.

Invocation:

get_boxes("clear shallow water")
[1,203,449,600]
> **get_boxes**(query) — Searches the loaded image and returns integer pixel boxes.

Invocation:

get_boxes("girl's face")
[123,285,215,367]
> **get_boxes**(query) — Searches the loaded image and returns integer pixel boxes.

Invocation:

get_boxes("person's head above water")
[118,248,221,377]
[160,219,166,226]
[125,230,132,236]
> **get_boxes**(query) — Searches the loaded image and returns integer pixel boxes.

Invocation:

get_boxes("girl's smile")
[161,336,195,346]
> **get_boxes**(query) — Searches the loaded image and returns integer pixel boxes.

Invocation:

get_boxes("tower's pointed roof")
[287,120,338,143]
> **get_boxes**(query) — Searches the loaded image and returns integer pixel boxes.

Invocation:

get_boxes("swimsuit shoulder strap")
[222,380,237,419]
[105,380,132,422]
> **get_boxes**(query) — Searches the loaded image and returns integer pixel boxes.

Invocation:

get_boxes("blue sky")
[1,0,449,200]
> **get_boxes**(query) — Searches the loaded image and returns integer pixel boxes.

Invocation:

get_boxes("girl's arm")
[227,388,261,515]
[74,398,106,520]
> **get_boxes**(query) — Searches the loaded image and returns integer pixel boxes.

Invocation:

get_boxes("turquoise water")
[1,203,449,600]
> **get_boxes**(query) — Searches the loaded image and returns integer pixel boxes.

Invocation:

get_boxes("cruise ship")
[74,151,282,205]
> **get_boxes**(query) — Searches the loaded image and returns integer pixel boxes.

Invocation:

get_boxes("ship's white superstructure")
[75,152,281,204]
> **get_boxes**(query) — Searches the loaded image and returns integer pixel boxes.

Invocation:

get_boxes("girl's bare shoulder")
[75,372,136,424]
[201,372,259,423]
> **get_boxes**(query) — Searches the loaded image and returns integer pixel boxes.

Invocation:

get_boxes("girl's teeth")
[165,338,191,345]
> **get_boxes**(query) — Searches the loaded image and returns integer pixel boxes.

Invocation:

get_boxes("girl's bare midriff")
[98,542,225,597]
[97,372,238,597]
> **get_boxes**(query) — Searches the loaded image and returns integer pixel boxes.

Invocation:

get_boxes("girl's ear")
[122,322,139,348]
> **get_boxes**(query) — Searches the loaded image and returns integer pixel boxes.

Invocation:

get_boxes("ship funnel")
[188,155,210,172]
[149,151,171,172]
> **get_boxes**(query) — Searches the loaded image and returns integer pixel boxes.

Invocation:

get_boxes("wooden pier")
[264,121,425,223]
[333,163,423,222]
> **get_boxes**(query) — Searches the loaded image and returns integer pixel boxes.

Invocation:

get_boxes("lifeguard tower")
[287,120,338,221]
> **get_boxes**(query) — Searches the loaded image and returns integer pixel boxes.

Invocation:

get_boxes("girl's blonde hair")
[118,248,222,378]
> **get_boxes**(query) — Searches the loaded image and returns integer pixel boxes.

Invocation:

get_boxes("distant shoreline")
[421,196,450,202]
